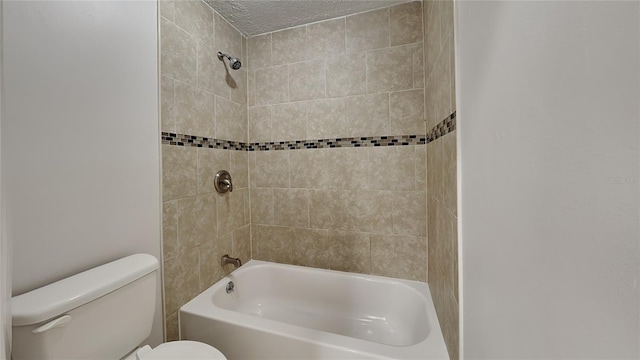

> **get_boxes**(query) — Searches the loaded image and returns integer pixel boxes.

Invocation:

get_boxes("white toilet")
[11,254,227,360]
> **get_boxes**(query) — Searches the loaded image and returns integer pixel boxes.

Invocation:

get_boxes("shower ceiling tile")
[204,0,412,37]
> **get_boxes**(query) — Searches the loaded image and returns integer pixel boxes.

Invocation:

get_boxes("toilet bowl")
[132,341,227,359]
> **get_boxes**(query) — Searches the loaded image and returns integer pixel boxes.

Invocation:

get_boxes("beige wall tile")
[272,27,309,65]
[248,70,256,106]
[344,93,389,137]
[254,150,290,188]
[165,311,178,342]
[197,148,230,195]
[163,247,199,314]
[255,65,289,105]
[161,76,176,133]
[427,196,439,283]
[421,236,428,281]
[307,18,346,60]
[175,82,215,138]
[292,228,331,269]
[290,149,329,189]
[325,147,368,190]
[442,131,457,215]
[325,53,367,98]
[307,98,346,139]
[415,145,427,192]
[248,152,257,188]
[216,96,247,142]
[367,45,414,93]
[197,40,230,99]
[413,43,425,89]
[329,231,371,273]
[199,233,232,291]
[273,189,309,228]
[449,36,456,112]
[215,13,242,64]
[161,18,197,86]
[232,225,251,265]
[242,35,248,64]
[425,73,436,131]
[243,189,251,226]
[230,150,249,189]
[230,68,247,105]
[440,206,457,298]
[349,190,394,234]
[248,34,272,70]
[178,194,217,251]
[392,191,426,236]
[432,40,452,127]
[368,146,416,190]
[427,137,444,202]
[252,225,293,263]
[440,0,454,43]
[346,8,389,53]
[162,144,197,201]
[163,200,179,260]
[217,189,245,235]
[271,102,307,141]
[159,0,175,22]
[250,188,274,225]
[371,234,426,281]
[248,106,271,143]
[289,59,326,102]
[390,1,423,46]
[442,289,459,360]
[174,0,213,45]
[309,190,350,230]
[389,89,425,135]
[424,0,441,78]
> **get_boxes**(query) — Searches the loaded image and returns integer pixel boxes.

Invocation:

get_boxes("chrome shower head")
[217,51,242,70]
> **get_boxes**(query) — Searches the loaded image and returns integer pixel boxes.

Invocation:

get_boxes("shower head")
[217,51,242,70]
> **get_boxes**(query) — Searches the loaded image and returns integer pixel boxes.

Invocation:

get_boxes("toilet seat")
[136,341,227,359]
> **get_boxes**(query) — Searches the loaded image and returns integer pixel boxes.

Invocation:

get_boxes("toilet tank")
[12,254,159,360]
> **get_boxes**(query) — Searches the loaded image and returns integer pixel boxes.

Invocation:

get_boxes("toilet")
[11,254,227,360]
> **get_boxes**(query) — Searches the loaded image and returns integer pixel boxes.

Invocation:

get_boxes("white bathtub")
[179,260,449,360]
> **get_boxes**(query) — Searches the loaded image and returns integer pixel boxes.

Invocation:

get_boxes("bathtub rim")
[179,260,450,360]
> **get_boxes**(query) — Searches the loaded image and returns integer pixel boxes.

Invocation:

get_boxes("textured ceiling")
[204,0,412,37]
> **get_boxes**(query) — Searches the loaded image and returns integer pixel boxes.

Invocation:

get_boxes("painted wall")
[0,0,8,357]
[423,0,458,358]
[159,0,250,341]
[247,2,428,281]
[458,1,640,358]
[3,0,163,346]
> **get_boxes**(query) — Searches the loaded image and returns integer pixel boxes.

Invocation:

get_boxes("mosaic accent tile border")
[427,111,456,143]
[162,112,456,151]
[161,134,250,150]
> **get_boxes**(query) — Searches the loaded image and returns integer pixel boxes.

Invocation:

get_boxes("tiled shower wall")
[159,0,250,341]
[424,0,459,359]
[246,2,428,281]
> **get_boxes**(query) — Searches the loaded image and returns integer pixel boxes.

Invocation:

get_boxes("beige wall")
[424,0,458,359]
[159,0,249,341]
[247,2,428,281]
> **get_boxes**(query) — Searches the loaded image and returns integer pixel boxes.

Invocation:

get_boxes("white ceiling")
[204,0,412,37]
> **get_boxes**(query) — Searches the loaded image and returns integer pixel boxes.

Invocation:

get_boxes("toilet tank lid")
[12,254,159,326]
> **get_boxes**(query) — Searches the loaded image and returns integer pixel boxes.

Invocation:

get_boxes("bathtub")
[179,260,449,360]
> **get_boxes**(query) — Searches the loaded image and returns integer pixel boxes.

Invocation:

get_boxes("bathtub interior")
[211,264,430,347]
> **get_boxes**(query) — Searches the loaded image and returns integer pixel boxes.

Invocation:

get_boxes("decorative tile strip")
[161,133,250,151]
[426,111,456,143]
[161,112,455,151]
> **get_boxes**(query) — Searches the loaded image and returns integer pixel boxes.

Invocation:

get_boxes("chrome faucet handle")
[214,170,233,193]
